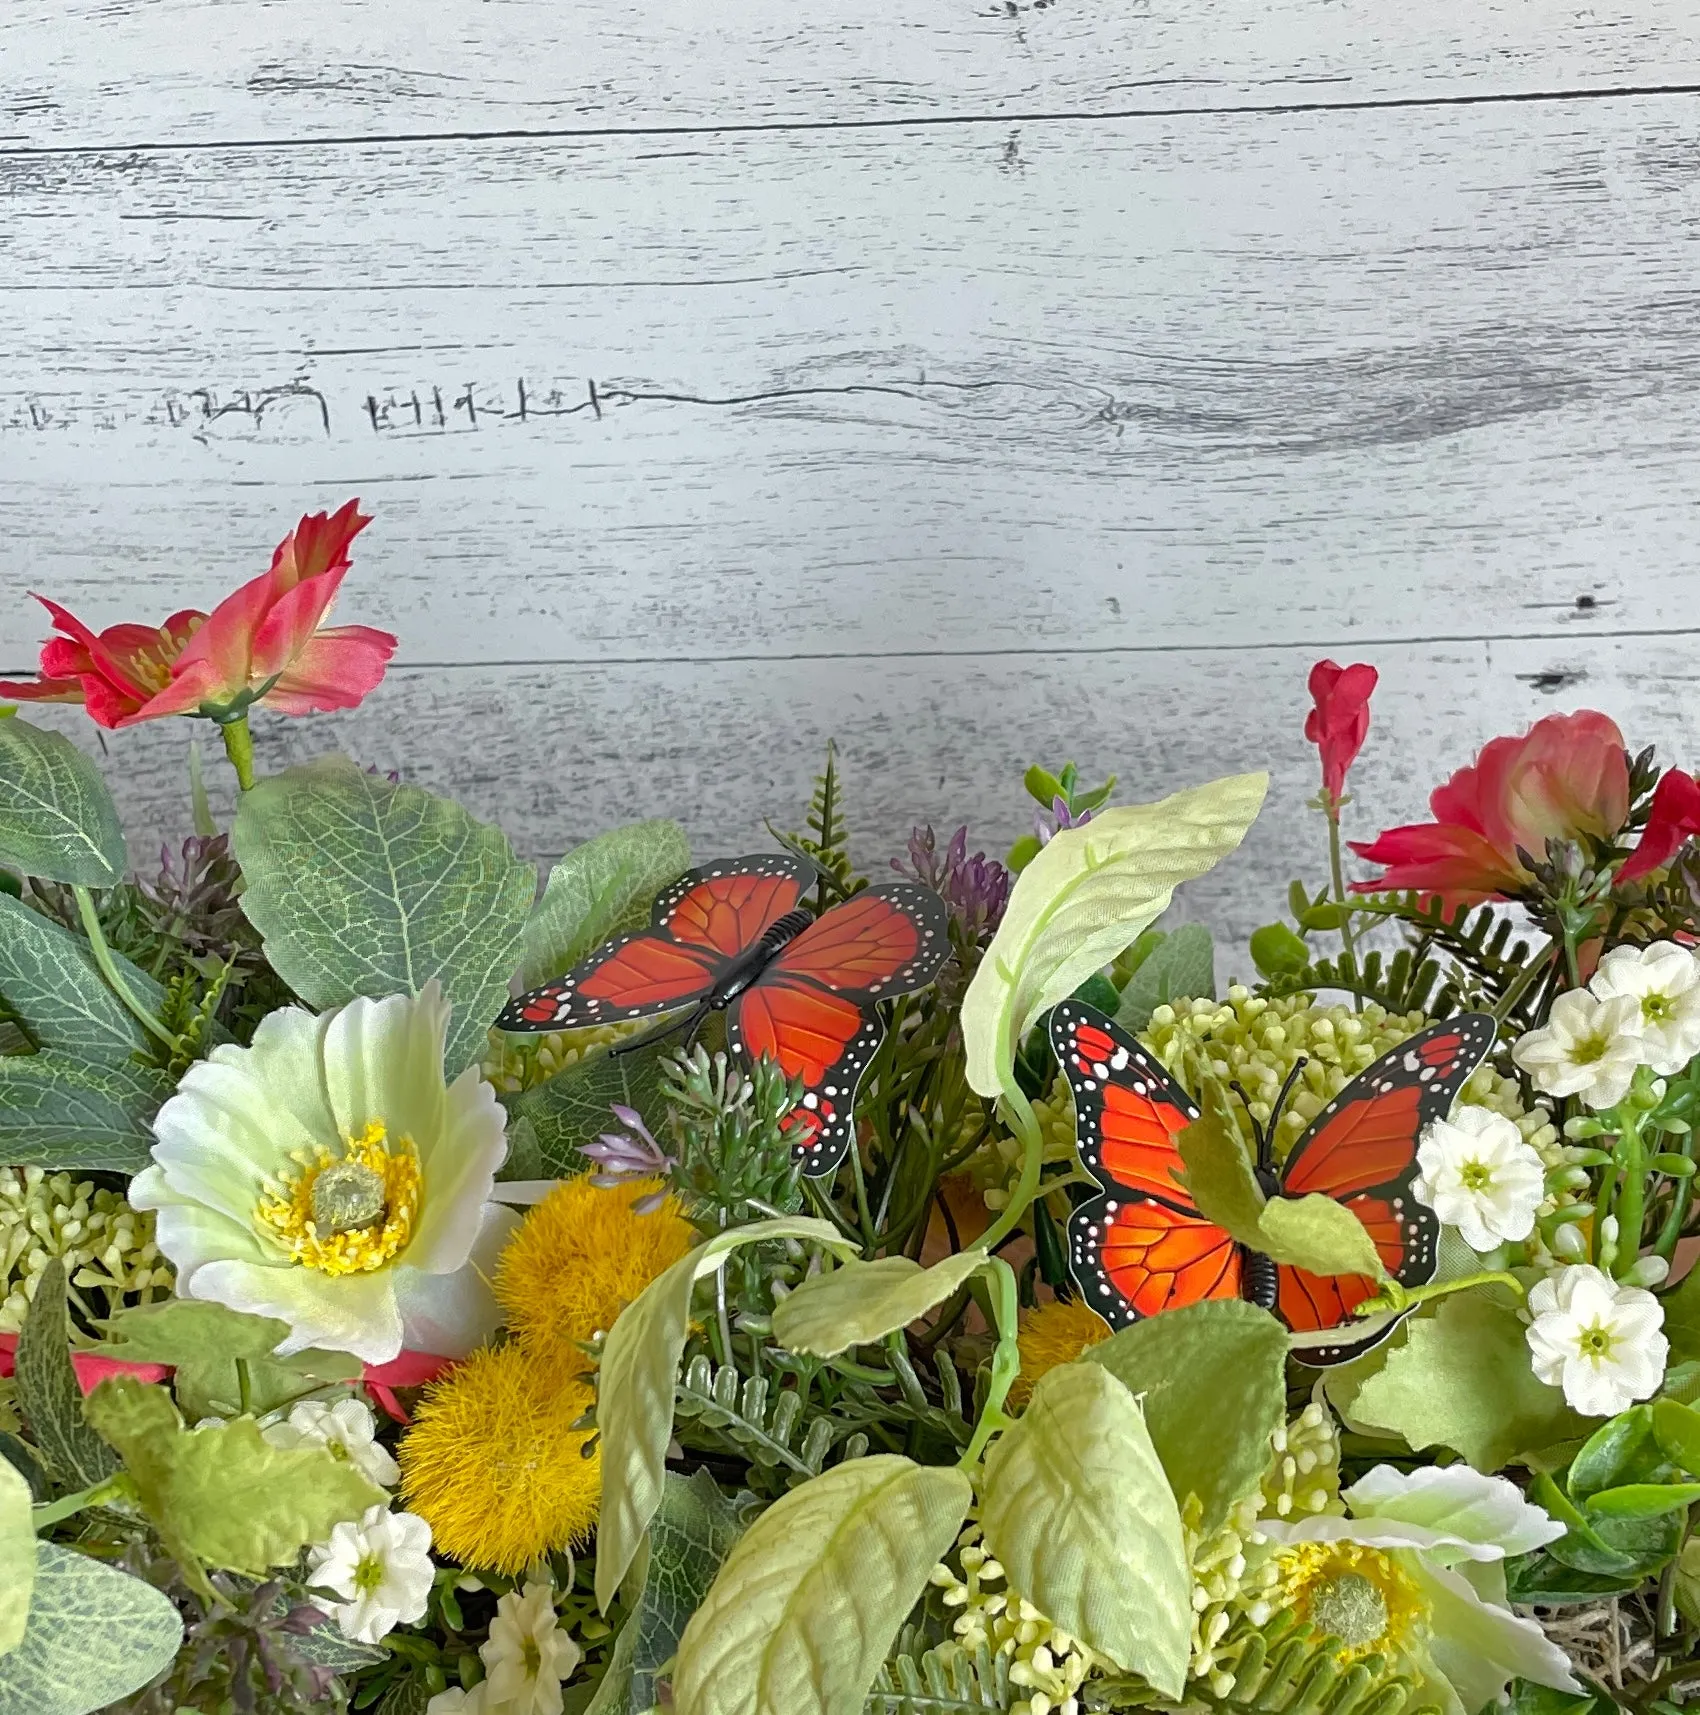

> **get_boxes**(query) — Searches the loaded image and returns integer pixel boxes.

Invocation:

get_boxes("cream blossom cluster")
[478,1020,643,1095]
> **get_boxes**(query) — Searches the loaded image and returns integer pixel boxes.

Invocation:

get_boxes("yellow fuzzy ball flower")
[399,1343,598,1573]
[495,1175,696,1364]
[1009,1297,1110,1407]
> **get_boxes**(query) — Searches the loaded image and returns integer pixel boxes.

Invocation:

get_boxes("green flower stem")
[1358,1269,1526,1319]
[1655,1129,1696,1260]
[219,713,256,792]
[1611,1115,1649,1280]
[1324,802,1360,984]
[72,884,175,1049]
[959,1256,1021,1470]
[1491,941,1557,1025]
[974,1085,1044,1256]
[235,1356,253,1416]
[32,1471,135,1532]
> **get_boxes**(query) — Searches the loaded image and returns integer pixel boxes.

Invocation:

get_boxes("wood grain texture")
[6,99,1700,671]
[21,636,1700,953]
[3,1,1698,148]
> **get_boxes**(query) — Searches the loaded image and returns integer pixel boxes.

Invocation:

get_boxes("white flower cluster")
[1513,941,1700,1110]
[1525,1264,1670,1418]
[428,1579,581,1715]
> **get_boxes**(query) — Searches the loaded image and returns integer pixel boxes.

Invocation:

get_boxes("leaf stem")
[1325,802,1360,987]
[1491,942,1556,1025]
[1356,1269,1526,1318]
[32,1471,135,1532]
[959,1257,1021,1470]
[219,713,257,792]
[974,1086,1043,1256]
[235,1356,253,1416]
[72,884,175,1049]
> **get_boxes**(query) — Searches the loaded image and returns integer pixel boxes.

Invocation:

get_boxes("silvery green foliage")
[0,718,126,887]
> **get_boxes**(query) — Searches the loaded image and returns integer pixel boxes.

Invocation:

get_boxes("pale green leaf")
[0,896,164,1065]
[521,820,692,988]
[0,720,125,887]
[0,1459,33,1657]
[1257,1194,1386,1282]
[672,1456,972,1715]
[84,1376,384,1572]
[772,1254,985,1360]
[595,1215,850,1613]
[0,1054,170,1172]
[13,1260,118,1490]
[1176,1100,1268,1241]
[507,1041,671,1179]
[1084,1299,1287,1533]
[587,1470,748,1715]
[962,772,1266,1099]
[1114,924,1215,1034]
[0,1543,182,1715]
[231,755,537,1075]
[980,1362,1191,1696]
[1351,1292,1587,1472]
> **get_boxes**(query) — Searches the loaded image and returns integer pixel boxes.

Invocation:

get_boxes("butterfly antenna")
[1227,1080,1266,1160]
[609,1001,710,1059]
[1263,1056,1311,1167]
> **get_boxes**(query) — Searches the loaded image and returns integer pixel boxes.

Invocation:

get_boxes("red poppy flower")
[1351,710,1630,908]
[1619,768,1700,884]
[0,501,395,728]
[1304,659,1378,805]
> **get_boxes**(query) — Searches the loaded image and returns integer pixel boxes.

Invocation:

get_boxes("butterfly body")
[1051,1000,1495,1364]
[498,853,950,1176]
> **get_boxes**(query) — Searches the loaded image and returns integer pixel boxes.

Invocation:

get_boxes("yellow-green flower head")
[130,982,516,1364]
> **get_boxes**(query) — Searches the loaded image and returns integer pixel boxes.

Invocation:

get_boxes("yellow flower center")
[255,1121,420,1276]
[1271,1541,1427,1661]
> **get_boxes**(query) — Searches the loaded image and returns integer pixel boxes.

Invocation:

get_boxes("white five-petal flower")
[480,1580,581,1715]
[1525,1263,1669,1416]
[308,1504,435,1644]
[1414,1106,1546,1254]
[263,1396,400,1489]
[1588,940,1700,1076]
[1511,989,1645,1111]
[427,1690,486,1714]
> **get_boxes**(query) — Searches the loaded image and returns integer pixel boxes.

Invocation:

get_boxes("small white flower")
[428,1690,486,1715]
[1525,1264,1669,1416]
[308,1504,434,1644]
[264,1397,400,1489]
[1512,990,1645,1110]
[1589,940,1700,1076]
[481,1579,580,1715]
[1414,1106,1546,1253]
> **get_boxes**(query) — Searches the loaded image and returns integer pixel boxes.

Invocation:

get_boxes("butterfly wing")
[728,882,952,1175]
[497,852,813,1031]
[1050,1000,1237,1329]
[1274,1012,1497,1365]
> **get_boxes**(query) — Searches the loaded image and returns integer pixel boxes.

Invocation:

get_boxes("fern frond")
[674,1355,868,1482]
[1262,944,1455,1019]
[773,739,863,907]
[865,1642,1013,1713]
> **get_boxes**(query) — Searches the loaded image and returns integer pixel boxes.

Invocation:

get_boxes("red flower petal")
[1619,768,1700,883]
[260,625,396,715]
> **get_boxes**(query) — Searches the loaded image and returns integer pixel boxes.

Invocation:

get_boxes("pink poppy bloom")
[1351,711,1630,908]
[1304,659,1378,805]
[1619,768,1700,884]
[0,501,395,729]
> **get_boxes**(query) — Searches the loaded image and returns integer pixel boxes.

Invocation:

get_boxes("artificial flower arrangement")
[0,507,1698,1715]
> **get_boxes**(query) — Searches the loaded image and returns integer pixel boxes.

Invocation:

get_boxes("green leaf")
[1568,1407,1663,1501]
[0,1053,171,1172]
[231,755,537,1076]
[671,1456,972,1715]
[507,1041,671,1179]
[1114,924,1215,1033]
[1257,1195,1386,1282]
[0,720,125,887]
[1653,1398,1700,1475]
[1583,1481,1700,1519]
[772,1254,986,1361]
[587,1471,748,1715]
[980,1362,1191,1696]
[1249,922,1310,980]
[0,1434,52,1504]
[0,1458,33,1656]
[84,1375,384,1573]
[595,1216,851,1613]
[1084,1299,1287,1533]
[13,1259,119,1490]
[1350,1291,1586,1472]
[521,820,692,988]
[1533,1471,1682,1580]
[1658,1262,1700,1365]
[963,772,1267,1100]
[1505,1549,1645,1605]
[0,896,164,1065]
[0,1542,182,1714]
[1503,1678,1620,1715]
[1176,1100,1269,1239]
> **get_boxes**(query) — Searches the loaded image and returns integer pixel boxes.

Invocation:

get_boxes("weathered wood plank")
[6,100,1700,672]
[22,636,1696,953]
[3,0,1697,149]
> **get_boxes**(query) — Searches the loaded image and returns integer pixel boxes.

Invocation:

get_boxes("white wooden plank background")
[4,2,1699,940]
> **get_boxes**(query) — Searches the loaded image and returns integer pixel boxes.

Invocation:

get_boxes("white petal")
[1561,1357,1639,1418]
[1416,1559,1580,1705]
[403,1067,509,1275]
[320,987,451,1150]
[395,1202,519,1356]
[1254,1514,1505,1562]
[192,1258,404,1363]
[132,1175,277,1288]
[1344,1464,1564,1558]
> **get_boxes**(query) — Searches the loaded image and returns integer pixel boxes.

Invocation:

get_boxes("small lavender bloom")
[1034,795,1094,848]
[893,824,1011,939]
[584,1103,675,1209]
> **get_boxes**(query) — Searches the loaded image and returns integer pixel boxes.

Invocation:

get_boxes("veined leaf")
[772,1254,985,1360]
[14,1259,119,1490]
[671,1456,971,1715]
[0,1054,171,1172]
[1084,1300,1287,1533]
[595,1215,851,1613]
[1258,1196,1386,1282]
[84,1376,383,1573]
[0,1458,33,1656]
[0,895,164,1065]
[0,1543,182,1714]
[520,820,691,988]
[506,1040,671,1179]
[962,773,1266,1100]
[232,756,536,1076]
[980,1362,1191,1697]
[1114,923,1215,1034]
[0,719,126,887]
